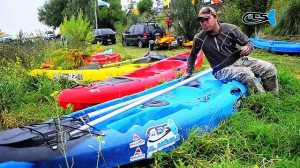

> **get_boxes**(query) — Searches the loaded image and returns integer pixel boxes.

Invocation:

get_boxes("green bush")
[0,62,28,111]
[60,11,93,49]
[137,0,153,15]
[218,4,242,26]
[170,0,202,40]
[272,0,300,36]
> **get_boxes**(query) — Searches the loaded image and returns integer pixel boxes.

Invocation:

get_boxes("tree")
[63,0,95,28]
[137,0,153,15]
[170,0,202,40]
[60,11,93,48]
[97,0,126,29]
[38,0,125,30]
[38,0,68,28]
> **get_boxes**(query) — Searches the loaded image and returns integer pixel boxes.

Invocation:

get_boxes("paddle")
[69,68,212,136]
[103,52,167,67]
[71,50,242,135]
[0,70,208,147]
[87,94,151,118]
[212,50,242,73]
[0,51,240,147]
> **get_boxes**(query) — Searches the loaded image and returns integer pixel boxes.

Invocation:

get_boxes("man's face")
[199,15,217,32]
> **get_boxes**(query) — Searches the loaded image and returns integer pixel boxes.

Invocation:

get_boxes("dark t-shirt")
[186,23,254,74]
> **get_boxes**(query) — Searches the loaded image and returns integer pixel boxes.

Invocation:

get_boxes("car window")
[133,26,140,34]
[93,30,100,36]
[128,26,134,33]
[45,31,53,34]
[139,26,144,34]
[101,29,114,34]
[146,25,154,33]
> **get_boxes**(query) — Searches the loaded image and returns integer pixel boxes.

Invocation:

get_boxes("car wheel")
[112,39,116,44]
[138,40,144,48]
[122,39,128,46]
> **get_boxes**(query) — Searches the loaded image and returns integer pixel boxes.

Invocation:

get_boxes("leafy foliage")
[63,0,95,27]
[38,0,69,28]
[137,0,153,15]
[59,11,93,48]
[169,0,202,40]
[272,0,300,36]
[38,0,125,30]
[97,0,126,29]
[218,3,242,26]
[42,45,103,70]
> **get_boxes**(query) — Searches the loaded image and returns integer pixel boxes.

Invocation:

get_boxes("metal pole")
[95,0,98,29]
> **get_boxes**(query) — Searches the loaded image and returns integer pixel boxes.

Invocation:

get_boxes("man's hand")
[182,73,191,80]
[240,46,250,56]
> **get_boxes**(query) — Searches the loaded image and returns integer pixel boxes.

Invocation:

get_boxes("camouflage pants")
[213,56,279,94]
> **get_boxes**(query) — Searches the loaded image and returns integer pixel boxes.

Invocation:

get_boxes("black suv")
[122,22,165,48]
[92,28,116,45]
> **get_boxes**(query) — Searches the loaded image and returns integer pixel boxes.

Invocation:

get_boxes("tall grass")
[0,39,73,130]
[272,0,300,36]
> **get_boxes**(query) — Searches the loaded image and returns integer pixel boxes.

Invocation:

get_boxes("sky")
[0,0,50,36]
[0,0,164,36]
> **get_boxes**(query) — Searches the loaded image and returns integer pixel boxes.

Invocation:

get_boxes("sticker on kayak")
[130,147,145,162]
[146,119,180,158]
[129,134,145,148]
[53,73,83,80]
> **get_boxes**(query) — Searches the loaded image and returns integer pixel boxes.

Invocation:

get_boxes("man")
[184,6,278,94]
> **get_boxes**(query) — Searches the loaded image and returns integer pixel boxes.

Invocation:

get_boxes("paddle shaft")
[102,57,146,68]
[88,94,150,118]
[70,69,212,136]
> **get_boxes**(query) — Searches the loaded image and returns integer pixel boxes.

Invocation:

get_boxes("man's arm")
[186,36,202,76]
[232,27,254,56]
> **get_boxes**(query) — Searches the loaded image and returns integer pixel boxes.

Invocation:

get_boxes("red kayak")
[58,51,204,110]
[84,53,121,65]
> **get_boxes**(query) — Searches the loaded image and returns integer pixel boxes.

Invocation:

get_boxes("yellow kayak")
[182,41,193,47]
[29,63,149,81]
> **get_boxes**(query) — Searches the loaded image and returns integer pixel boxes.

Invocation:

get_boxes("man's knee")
[237,69,256,84]
[263,62,277,78]
[267,63,277,75]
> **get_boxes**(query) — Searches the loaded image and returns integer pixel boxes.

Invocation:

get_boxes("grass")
[150,50,300,167]
[0,40,300,167]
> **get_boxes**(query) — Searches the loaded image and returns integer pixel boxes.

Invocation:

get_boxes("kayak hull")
[29,63,148,82]
[0,70,247,168]
[250,38,300,53]
[57,51,204,110]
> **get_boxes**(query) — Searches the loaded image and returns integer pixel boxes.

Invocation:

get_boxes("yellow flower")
[50,91,59,97]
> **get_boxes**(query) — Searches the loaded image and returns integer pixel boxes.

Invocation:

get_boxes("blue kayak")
[250,37,300,53]
[0,69,247,168]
